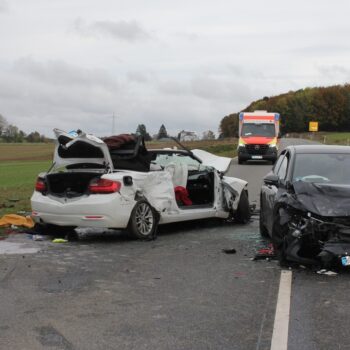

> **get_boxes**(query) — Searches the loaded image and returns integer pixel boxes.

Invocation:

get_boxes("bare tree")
[0,114,8,136]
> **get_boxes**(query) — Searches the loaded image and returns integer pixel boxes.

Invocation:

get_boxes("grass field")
[0,161,51,216]
[287,132,350,145]
[147,138,237,158]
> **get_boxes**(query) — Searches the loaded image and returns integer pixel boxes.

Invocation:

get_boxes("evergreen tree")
[136,124,152,140]
[157,124,168,139]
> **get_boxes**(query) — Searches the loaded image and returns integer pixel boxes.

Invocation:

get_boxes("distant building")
[178,130,198,142]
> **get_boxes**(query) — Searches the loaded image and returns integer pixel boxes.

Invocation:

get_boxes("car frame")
[31,130,251,239]
[260,144,350,267]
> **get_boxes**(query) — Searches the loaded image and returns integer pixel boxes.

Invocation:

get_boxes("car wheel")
[234,190,251,224]
[259,199,269,237]
[128,201,158,240]
[271,213,289,265]
[238,157,244,165]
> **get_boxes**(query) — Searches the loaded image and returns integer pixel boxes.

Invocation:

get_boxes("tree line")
[0,115,48,143]
[135,123,215,140]
[220,84,350,137]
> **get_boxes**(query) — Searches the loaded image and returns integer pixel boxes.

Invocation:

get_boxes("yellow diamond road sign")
[309,121,318,132]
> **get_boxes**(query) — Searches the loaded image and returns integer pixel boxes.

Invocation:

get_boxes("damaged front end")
[275,181,350,268]
[280,209,350,267]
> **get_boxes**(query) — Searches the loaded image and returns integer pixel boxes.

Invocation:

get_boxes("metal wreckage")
[273,181,350,268]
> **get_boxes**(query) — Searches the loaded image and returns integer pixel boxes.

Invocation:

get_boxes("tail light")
[35,178,47,193]
[89,178,121,194]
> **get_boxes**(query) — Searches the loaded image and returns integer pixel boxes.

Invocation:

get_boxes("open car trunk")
[53,129,113,171]
[45,172,102,198]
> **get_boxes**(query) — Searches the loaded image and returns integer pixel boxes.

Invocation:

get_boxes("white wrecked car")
[31,129,250,239]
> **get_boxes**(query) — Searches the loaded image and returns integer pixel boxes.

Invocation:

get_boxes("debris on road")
[0,214,34,228]
[52,238,68,243]
[32,234,48,241]
[316,269,338,276]
[253,243,276,261]
[222,248,237,254]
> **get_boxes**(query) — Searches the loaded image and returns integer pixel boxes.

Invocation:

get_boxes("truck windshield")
[241,123,275,137]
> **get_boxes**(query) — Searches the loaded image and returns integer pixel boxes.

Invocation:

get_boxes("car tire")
[259,200,269,238]
[128,201,158,240]
[271,213,289,265]
[238,157,244,165]
[234,190,251,224]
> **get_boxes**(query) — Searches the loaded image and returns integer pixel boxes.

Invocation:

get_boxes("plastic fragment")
[316,269,338,276]
[52,238,68,243]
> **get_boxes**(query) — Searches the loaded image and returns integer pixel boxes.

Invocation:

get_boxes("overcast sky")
[0,0,350,137]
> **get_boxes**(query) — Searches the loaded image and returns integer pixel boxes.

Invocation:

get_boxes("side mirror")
[263,173,279,186]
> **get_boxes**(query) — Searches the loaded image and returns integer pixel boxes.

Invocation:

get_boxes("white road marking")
[270,270,292,350]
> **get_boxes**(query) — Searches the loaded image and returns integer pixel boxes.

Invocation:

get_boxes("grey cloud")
[0,0,8,12]
[291,44,350,55]
[317,65,350,83]
[127,71,153,84]
[158,75,253,103]
[174,32,200,41]
[226,64,265,79]
[0,58,123,135]
[13,57,118,90]
[74,18,150,42]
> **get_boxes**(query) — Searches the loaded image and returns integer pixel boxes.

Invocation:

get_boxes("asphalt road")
[0,138,349,350]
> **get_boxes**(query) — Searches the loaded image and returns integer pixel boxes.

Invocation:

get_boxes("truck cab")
[237,110,280,165]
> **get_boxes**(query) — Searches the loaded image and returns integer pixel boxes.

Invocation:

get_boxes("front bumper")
[31,191,134,229]
[238,145,277,161]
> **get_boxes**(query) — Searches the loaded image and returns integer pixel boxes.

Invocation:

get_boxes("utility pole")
[112,113,115,135]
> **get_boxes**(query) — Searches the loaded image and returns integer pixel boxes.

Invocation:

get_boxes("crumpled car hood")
[280,181,350,217]
[191,149,232,173]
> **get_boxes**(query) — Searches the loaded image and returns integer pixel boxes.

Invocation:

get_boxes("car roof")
[286,144,350,154]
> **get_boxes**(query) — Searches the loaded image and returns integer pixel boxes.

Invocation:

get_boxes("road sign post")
[309,121,318,132]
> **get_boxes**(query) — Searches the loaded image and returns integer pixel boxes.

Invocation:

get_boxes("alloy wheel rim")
[135,203,154,235]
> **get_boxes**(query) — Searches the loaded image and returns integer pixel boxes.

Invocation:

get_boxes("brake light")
[89,178,121,194]
[35,178,47,193]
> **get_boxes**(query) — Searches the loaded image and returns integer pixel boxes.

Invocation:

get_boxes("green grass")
[289,132,350,145]
[322,132,350,145]
[0,160,51,216]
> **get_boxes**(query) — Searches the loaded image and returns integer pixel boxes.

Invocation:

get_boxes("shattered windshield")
[293,153,350,184]
[241,123,276,137]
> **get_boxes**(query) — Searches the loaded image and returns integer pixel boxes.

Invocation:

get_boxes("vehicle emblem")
[254,145,260,150]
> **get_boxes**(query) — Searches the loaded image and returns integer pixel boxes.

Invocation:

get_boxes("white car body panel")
[191,149,232,173]
[31,130,248,230]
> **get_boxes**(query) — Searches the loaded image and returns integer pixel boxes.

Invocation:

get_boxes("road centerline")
[270,270,292,350]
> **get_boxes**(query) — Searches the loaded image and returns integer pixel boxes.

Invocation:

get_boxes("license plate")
[341,256,350,266]
[251,155,263,160]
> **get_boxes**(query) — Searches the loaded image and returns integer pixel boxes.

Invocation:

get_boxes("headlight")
[239,143,245,147]
[269,144,276,148]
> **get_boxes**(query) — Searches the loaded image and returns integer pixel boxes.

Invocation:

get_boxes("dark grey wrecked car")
[260,145,350,268]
